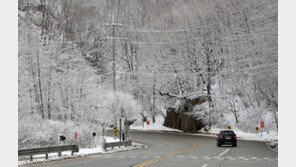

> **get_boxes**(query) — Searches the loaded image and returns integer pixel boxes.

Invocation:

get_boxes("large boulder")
[163,94,208,132]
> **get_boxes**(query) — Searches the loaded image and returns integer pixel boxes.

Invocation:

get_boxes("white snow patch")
[131,116,182,132]
[131,123,182,132]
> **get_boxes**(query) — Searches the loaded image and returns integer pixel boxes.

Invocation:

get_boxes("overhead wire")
[116,63,277,77]
[126,12,277,45]
[125,0,276,33]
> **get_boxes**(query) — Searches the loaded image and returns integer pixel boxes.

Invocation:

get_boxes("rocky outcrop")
[163,94,208,133]
[164,108,205,132]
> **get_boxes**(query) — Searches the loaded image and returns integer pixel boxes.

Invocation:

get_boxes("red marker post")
[260,121,264,128]
[75,132,78,144]
[260,121,264,137]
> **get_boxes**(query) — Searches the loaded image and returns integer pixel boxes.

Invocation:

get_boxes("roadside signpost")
[91,132,96,148]
[255,127,259,136]
[114,127,117,136]
[119,119,122,141]
[147,120,150,129]
[58,134,66,157]
[75,132,78,144]
[58,134,66,146]
[102,128,105,141]
[260,121,264,128]
[260,121,264,137]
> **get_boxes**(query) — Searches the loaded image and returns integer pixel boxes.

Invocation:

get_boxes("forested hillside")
[18,0,277,148]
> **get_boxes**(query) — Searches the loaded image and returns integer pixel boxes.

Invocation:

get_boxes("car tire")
[232,142,237,147]
[217,142,221,147]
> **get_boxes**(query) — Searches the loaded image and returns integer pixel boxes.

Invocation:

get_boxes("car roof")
[220,130,234,133]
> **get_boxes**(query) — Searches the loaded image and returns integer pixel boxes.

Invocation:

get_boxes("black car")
[217,130,237,147]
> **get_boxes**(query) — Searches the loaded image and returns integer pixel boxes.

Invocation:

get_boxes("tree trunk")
[36,53,45,119]
[206,48,213,129]
[47,68,52,119]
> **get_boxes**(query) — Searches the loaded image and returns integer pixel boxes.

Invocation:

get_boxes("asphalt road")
[25,131,278,167]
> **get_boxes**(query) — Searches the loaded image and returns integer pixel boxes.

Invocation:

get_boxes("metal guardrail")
[102,139,132,150]
[18,145,79,161]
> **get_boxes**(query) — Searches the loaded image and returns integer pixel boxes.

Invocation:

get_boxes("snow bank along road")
[24,131,277,167]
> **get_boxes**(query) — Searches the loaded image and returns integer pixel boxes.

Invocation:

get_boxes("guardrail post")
[45,154,48,159]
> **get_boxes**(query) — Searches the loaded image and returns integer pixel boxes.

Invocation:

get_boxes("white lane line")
[117,155,126,158]
[176,155,185,159]
[104,155,113,159]
[218,149,230,157]
[188,155,197,159]
[191,156,198,159]
[201,164,208,167]
[130,155,137,158]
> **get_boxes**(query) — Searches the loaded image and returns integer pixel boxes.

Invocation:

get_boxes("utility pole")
[112,15,116,92]
[103,16,126,92]
[119,118,122,141]
[104,15,126,140]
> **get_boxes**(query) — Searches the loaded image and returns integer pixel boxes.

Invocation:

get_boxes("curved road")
[26,131,278,167]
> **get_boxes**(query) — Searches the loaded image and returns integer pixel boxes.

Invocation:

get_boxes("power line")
[126,12,277,45]
[115,45,277,73]
[51,1,277,48]
[126,0,276,33]
[216,73,277,88]
[117,40,277,61]
[116,63,276,77]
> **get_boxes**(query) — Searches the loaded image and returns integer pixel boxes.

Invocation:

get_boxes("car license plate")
[226,136,231,139]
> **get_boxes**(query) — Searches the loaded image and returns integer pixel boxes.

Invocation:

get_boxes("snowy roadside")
[18,137,146,166]
[198,127,278,152]
[198,127,278,142]
[131,121,277,147]
[131,123,182,133]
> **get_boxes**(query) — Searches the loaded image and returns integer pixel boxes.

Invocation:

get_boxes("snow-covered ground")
[18,136,146,166]
[131,116,277,142]
[131,122,182,133]
[131,116,181,132]
[198,127,278,142]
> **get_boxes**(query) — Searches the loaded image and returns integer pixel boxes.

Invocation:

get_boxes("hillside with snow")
[18,0,277,148]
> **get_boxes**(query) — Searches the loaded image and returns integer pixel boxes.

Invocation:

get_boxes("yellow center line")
[133,136,198,167]
[133,158,163,167]
[138,157,165,167]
